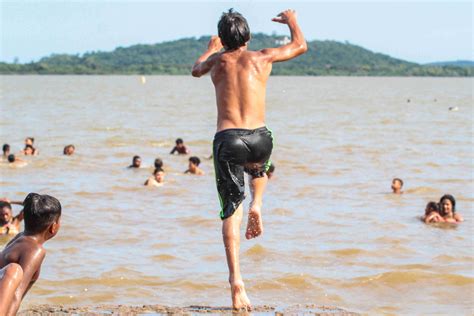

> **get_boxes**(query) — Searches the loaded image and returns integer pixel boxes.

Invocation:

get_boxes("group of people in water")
[391,178,464,224]
[2,137,76,167]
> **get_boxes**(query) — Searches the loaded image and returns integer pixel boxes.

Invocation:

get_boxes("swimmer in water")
[63,144,75,156]
[21,138,38,156]
[7,154,27,167]
[128,155,142,168]
[2,144,10,158]
[439,194,463,223]
[423,201,443,224]
[170,138,189,155]
[0,193,61,315]
[154,158,163,170]
[0,200,24,235]
[185,156,205,175]
[144,168,165,187]
[391,178,403,194]
[192,8,306,310]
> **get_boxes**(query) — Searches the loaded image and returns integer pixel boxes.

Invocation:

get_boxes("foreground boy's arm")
[191,36,223,77]
[7,244,45,316]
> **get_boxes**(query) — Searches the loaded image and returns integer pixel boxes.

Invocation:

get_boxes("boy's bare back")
[193,9,307,132]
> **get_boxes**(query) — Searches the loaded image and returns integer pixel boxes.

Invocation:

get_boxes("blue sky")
[1,1,472,64]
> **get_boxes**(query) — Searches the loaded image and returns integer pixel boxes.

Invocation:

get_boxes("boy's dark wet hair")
[176,138,183,145]
[23,193,61,234]
[393,178,403,186]
[154,167,164,175]
[425,201,439,216]
[0,201,12,211]
[154,158,163,169]
[2,143,10,153]
[439,194,456,212]
[218,9,250,50]
[7,154,15,163]
[133,155,141,161]
[189,156,201,166]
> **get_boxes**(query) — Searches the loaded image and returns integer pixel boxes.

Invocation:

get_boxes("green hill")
[1,34,472,76]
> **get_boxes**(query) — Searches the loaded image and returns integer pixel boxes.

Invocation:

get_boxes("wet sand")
[19,304,359,315]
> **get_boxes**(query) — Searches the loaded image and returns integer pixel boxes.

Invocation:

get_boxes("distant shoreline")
[1,34,472,77]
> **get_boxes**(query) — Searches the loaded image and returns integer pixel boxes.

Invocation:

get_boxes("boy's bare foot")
[230,279,252,311]
[245,203,263,239]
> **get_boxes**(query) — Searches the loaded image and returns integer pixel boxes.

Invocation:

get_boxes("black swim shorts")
[213,126,273,220]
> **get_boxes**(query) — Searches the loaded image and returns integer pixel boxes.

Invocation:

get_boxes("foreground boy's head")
[23,193,61,239]
[0,201,13,226]
[218,9,250,50]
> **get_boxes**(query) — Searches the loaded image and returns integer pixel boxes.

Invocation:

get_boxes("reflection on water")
[0,76,473,314]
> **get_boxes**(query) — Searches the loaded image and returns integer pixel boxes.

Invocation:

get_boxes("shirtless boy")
[170,138,189,155]
[391,178,403,194]
[144,168,165,187]
[0,193,61,315]
[192,8,306,310]
[0,201,24,235]
[185,156,205,175]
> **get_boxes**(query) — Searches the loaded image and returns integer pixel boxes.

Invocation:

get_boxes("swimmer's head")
[25,137,34,146]
[63,144,75,155]
[2,144,10,155]
[0,201,13,226]
[218,9,250,50]
[189,156,201,169]
[425,201,439,216]
[7,154,15,163]
[132,155,141,168]
[24,144,34,155]
[391,178,403,193]
[23,193,61,238]
[439,194,456,216]
[154,168,165,183]
[176,138,184,145]
[154,158,163,170]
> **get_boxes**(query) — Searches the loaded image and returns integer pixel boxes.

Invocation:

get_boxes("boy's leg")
[246,174,268,239]
[0,263,23,315]
[222,204,251,310]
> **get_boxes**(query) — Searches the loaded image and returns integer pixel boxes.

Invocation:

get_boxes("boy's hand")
[272,9,297,24]
[208,36,223,52]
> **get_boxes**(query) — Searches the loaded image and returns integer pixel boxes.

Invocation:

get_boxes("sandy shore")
[19,304,359,315]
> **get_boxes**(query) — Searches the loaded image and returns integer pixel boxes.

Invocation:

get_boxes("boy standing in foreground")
[192,8,307,310]
[0,193,61,315]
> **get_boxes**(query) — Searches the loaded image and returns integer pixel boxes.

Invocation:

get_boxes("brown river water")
[0,76,472,315]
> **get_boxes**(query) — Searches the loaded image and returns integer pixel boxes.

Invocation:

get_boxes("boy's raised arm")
[261,9,308,63]
[191,36,223,77]
[7,248,45,316]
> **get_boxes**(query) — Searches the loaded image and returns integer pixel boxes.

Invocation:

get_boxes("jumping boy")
[192,8,306,310]
[0,193,61,315]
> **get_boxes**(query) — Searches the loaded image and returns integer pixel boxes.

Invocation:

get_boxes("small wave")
[350,271,473,287]
[244,244,271,257]
[329,248,369,257]
[151,254,179,262]
[405,186,440,194]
